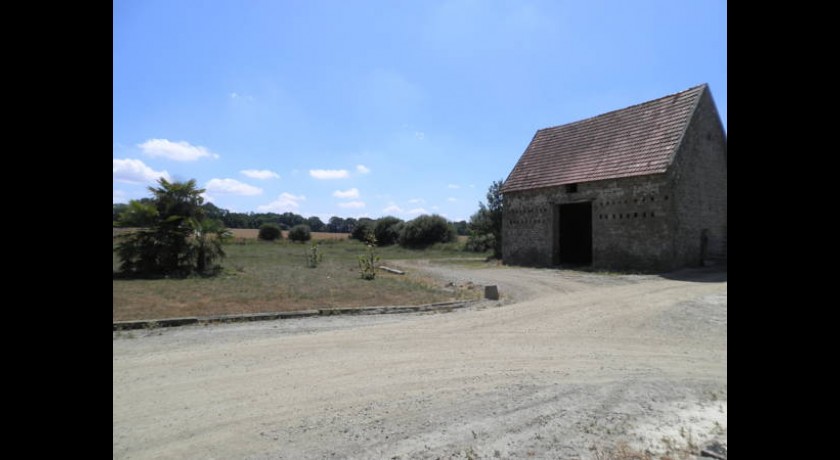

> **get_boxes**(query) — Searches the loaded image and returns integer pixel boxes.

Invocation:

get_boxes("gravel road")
[113,262,727,459]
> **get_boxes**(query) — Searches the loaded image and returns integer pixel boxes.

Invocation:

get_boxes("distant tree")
[201,202,228,222]
[223,212,250,228]
[307,216,326,232]
[279,212,305,228]
[398,214,456,248]
[258,223,283,241]
[113,203,129,225]
[345,217,359,234]
[288,224,312,242]
[452,220,468,236]
[114,178,229,276]
[374,216,403,246]
[466,180,504,258]
[351,218,376,241]
[327,216,348,233]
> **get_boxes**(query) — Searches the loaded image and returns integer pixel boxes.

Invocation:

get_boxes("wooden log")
[379,266,405,275]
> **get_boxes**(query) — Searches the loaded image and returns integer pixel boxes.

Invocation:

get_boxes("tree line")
[114,200,469,235]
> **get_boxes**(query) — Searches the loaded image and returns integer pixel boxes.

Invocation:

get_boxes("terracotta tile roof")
[502,84,706,193]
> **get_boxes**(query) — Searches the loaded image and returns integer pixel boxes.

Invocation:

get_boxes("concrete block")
[484,285,499,300]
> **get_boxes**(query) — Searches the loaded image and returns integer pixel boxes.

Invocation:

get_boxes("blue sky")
[113,0,726,223]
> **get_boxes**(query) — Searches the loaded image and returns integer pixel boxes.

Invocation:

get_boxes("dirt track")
[113,263,727,459]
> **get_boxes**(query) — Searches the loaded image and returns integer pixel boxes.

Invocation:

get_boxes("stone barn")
[501,84,726,270]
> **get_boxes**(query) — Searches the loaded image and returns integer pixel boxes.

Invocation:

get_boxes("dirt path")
[113,263,727,459]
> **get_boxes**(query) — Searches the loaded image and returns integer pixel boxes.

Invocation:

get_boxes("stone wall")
[503,174,676,270]
[668,88,728,266]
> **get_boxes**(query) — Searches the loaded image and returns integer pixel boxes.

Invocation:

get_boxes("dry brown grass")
[113,238,483,321]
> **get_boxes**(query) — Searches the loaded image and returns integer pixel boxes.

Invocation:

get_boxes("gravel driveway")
[113,262,727,459]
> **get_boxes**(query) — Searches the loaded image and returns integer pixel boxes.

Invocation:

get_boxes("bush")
[398,214,456,248]
[258,223,282,241]
[351,221,374,241]
[358,234,379,280]
[374,216,403,246]
[306,242,323,268]
[288,224,312,242]
[465,233,495,253]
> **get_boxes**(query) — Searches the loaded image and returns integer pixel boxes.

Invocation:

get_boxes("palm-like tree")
[115,177,230,277]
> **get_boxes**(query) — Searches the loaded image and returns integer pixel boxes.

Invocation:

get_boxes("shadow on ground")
[658,265,727,283]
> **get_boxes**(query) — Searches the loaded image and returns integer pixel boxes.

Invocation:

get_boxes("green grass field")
[113,238,489,321]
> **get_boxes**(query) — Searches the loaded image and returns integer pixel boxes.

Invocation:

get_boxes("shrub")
[398,214,456,248]
[350,219,375,241]
[306,242,323,268]
[465,232,495,253]
[258,223,283,241]
[466,180,504,258]
[288,224,312,242]
[374,216,403,246]
[358,234,379,280]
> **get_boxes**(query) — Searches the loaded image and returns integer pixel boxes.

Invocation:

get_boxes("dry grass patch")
[113,238,485,321]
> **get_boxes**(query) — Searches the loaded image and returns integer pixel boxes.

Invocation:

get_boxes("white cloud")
[333,188,360,199]
[113,190,127,203]
[382,204,404,214]
[310,169,349,179]
[205,178,263,196]
[138,139,219,161]
[338,201,366,209]
[408,198,425,204]
[408,208,428,215]
[469,184,476,188]
[257,193,306,212]
[447,184,460,189]
[201,192,215,203]
[240,169,280,180]
[356,164,371,174]
[447,197,457,202]
[415,131,425,140]
[113,158,170,184]
[230,92,254,101]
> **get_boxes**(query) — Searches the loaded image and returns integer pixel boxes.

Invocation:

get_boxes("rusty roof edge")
[662,83,707,171]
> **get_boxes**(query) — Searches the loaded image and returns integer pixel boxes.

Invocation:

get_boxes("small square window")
[565,184,578,193]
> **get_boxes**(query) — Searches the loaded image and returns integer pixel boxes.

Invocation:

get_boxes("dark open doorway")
[558,202,592,265]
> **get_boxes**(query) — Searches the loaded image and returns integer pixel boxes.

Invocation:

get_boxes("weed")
[358,235,380,280]
[306,242,323,268]
[465,447,478,460]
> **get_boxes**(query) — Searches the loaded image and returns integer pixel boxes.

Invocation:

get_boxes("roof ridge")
[538,83,708,134]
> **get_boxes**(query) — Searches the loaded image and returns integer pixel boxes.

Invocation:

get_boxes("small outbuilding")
[501,84,726,270]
